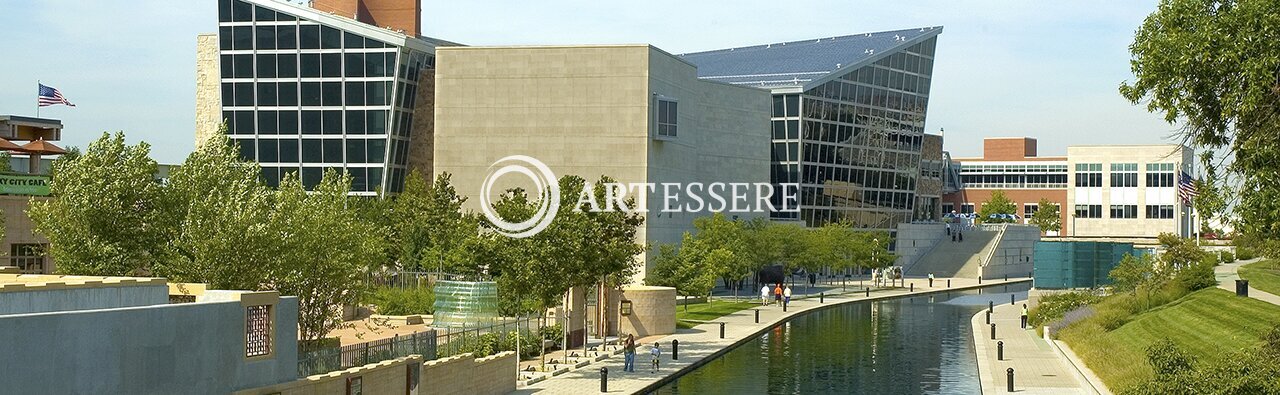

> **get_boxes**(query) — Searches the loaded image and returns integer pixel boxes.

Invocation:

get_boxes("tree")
[1157,233,1207,269]
[689,213,750,295]
[1121,0,1280,257]
[1109,253,1160,294]
[1029,198,1062,234]
[269,170,384,342]
[646,236,718,308]
[28,132,170,276]
[978,190,1017,223]
[389,170,481,274]
[155,131,275,290]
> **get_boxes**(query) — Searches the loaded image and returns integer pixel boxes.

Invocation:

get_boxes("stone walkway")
[971,302,1094,394]
[514,276,1031,394]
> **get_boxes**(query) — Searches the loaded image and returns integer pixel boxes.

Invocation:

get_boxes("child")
[650,343,661,373]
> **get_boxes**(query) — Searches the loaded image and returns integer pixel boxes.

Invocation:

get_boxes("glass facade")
[959,163,1068,189]
[216,0,433,195]
[771,37,937,229]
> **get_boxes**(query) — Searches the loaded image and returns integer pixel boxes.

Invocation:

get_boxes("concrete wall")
[0,280,168,315]
[619,286,676,337]
[418,351,516,395]
[980,224,1039,279]
[895,222,945,268]
[0,195,53,273]
[433,45,770,282]
[238,355,425,395]
[194,33,221,149]
[0,296,299,394]
[1066,145,1193,239]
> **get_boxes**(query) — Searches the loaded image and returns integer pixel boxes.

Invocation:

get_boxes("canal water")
[653,283,1031,395]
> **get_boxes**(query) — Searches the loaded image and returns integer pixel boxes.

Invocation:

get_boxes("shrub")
[1236,247,1256,261]
[540,323,563,343]
[1220,250,1236,263]
[1174,259,1217,292]
[1029,291,1102,328]
[365,287,434,316]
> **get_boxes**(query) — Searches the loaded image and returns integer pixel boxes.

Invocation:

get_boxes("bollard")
[755,309,760,323]
[947,279,951,288]
[986,310,991,325]
[719,322,726,339]
[1007,368,1015,392]
[672,339,679,360]
[979,277,983,284]
[820,292,825,303]
[910,283,914,292]
[1011,294,1015,305]
[998,341,1004,360]
[866,288,870,297]
[600,367,608,393]
[1005,274,1008,282]
[783,301,788,312]
[990,323,996,340]
[989,301,994,314]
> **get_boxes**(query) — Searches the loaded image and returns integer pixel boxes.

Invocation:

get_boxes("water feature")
[653,283,1032,394]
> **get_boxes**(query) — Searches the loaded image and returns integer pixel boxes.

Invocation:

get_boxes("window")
[942,203,954,214]
[245,304,272,357]
[961,203,975,214]
[10,244,47,274]
[1075,172,1102,187]
[655,98,677,139]
[346,376,363,395]
[1146,172,1175,187]
[1110,172,1138,188]
[1075,204,1102,218]
[1024,204,1038,217]
[1110,205,1138,219]
[255,25,275,50]
[1146,205,1175,219]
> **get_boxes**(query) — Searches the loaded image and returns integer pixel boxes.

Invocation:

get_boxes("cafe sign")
[0,174,51,196]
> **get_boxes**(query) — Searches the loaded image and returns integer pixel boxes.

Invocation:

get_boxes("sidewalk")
[971,303,1091,394]
[1214,259,1280,306]
[515,276,1031,394]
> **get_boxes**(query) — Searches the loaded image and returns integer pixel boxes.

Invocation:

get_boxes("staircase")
[905,229,1001,278]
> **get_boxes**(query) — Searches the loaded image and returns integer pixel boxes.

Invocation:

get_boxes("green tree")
[269,170,384,342]
[1029,198,1062,234]
[1120,0,1280,257]
[978,190,1017,223]
[389,170,481,274]
[156,131,274,290]
[1157,233,1207,269]
[28,132,169,276]
[1109,253,1160,294]
[647,236,718,307]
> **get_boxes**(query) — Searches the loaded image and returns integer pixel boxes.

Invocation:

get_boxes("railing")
[979,224,1008,268]
[367,271,436,289]
[297,316,540,377]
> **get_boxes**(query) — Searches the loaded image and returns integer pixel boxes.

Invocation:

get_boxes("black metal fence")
[298,330,438,377]
[367,271,436,289]
[298,317,541,377]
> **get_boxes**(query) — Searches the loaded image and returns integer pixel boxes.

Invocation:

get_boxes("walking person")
[1021,304,1029,329]
[773,283,783,305]
[760,284,770,306]
[650,343,661,373]
[928,273,935,288]
[783,285,792,308]
[946,222,951,236]
[623,334,636,372]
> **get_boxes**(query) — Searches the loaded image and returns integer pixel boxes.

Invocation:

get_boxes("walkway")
[514,276,1031,394]
[1214,258,1280,305]
[971,303,1097,394]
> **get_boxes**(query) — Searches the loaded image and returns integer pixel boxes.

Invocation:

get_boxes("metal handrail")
[979,224,1007,268]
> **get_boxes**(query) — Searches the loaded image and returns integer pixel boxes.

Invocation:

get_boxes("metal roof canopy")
[0,115,62,142]
[679,26,943,91]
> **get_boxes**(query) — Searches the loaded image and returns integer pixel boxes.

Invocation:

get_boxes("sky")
[0,0,1180,164]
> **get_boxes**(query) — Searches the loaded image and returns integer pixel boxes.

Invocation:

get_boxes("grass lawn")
[1239,259,1280,296]
[1060,288,1280,392]
[675,299,759,329]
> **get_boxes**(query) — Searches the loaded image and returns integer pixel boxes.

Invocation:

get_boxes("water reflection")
[653,284,1030,395]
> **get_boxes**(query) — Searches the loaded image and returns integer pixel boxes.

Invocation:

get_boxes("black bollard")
[979,277,983,284]
[998,341,1004,360]
[989,301,994,314]
[600,367,608,393]
[719,322,726,339]
[910,283,914,292]
[947,279,951,288]
[820,292,825,303]
[1011,294,1015,305]
[866,288,870,297]
[672,339,679,360]
[754,309,760,323]
[990,323,996,340]
[783,301,788,312]
[1007,368,1015,392]
[1005,274,1008,282]
[986,310,991,325]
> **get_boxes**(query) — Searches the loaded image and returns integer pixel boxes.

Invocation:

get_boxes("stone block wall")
[895,222,945,269]
[619,286,675,337]
[981,224,1040,279]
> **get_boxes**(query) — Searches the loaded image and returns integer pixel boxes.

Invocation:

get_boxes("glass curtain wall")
[217,0,431,195]
[773,37,936,229]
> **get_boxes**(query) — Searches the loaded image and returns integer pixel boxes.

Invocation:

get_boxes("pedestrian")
[958,232,964,242]
[774,283,783,305]
[760,284,770,306]
[951,233,956,242]
[946,222,951,235]
[650,343,661,373]
[928,273,935,287]
[1021,304,1029,329]
[623,334,636,372]
[783,285,792,308]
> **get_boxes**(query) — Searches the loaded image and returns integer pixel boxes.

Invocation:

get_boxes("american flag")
[1178,171,1198,205]
[37,84,75,107]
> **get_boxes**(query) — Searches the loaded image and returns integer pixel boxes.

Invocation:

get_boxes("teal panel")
[1034,241,1137,289]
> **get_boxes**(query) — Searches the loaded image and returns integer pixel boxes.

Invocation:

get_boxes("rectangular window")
[1024,204,1038,217]
[245,304,272,358]
[10,244,48,274]
[655,98,677,139]
[1146,172,1175,187]
[942,203,954,214]
[961,203,975,214]
[1145,205,1176,219]
[1075,204,1103,218]
[299,25,320,50]
[1110,205,1138,219]
[1075,172,1102,187]
[1110,172,1138,188]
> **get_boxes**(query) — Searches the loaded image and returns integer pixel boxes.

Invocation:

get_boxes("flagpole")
[36,80,40,118]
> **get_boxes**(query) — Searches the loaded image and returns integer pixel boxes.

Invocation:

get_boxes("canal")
[653,283,1032,394]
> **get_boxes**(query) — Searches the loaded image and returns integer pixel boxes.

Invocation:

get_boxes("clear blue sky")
[0,0,1177,164]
